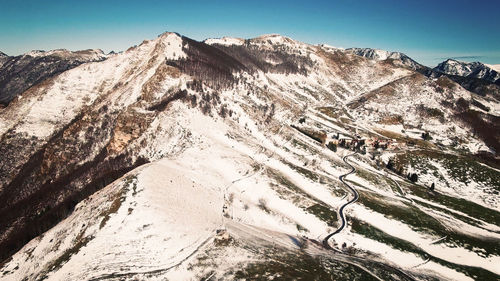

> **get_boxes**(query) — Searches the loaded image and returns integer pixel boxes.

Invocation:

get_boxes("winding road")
[323,153,359,249]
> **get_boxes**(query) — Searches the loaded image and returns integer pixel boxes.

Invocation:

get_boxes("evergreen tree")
[327,142,337,152]
[386,159,394,170]
[408,173,418,182]
[421,131,431,140]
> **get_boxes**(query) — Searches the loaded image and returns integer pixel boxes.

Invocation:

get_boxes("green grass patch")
[306,204,338,227]
[355,168,402,195]
[351,218,428,259]
[233,252,378,281]
[284,160,320,182]
[266,169,316,203]
[410,197,482,228]
[358,190,443,236]
[358,190,500,257]
[396,149,499,192]
[402,180,500,227]
[393,150,500,226]
[351,217,500,280]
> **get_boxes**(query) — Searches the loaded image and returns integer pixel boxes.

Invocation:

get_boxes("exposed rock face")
[0,49,107,105]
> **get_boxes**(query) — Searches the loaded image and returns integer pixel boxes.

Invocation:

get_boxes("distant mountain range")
[348,47,500,99]
[346,48,500,83]
[434,59,500,83]
[1,44,499,106]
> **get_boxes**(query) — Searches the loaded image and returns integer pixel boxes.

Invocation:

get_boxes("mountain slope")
[0,49,107,105]
[0,32,499,281]
[349,73,499,152]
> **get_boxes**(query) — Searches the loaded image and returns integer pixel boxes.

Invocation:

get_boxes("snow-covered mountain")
[348,49,500,100]
[0,49,107,105]
[0,32,499,281]
[204,36,245,46]
[434,59,500,83]
[346,47,423,70]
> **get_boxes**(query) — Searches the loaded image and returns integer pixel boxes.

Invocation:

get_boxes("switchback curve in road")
[323,153,359,249]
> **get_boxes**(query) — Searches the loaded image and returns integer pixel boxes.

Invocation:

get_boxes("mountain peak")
[317,44,343,51]
[346,47,422,70]
[157,32,186,60]
[439,58,482,67]
[22,48,107,61]
[206,34,297,46]
[253,33,294,43]
[256,33,286,39]
[204,36,245,46]
[434,59,499,82]
[441,58,481,67]
[158,31,182,39]
[346,47,408,61]
[0,51,7,57]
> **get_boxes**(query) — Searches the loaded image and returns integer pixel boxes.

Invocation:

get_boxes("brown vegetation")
[435,76,456,90]
[379,114,404,125]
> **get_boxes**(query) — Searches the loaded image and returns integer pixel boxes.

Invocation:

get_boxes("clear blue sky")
[1,0,499,66]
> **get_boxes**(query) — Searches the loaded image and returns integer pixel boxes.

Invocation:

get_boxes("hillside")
[0,49,107,105]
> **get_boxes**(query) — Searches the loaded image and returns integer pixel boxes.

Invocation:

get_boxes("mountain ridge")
[345,47,423,70]
[0,31,499,281]
[434,58,500,83]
